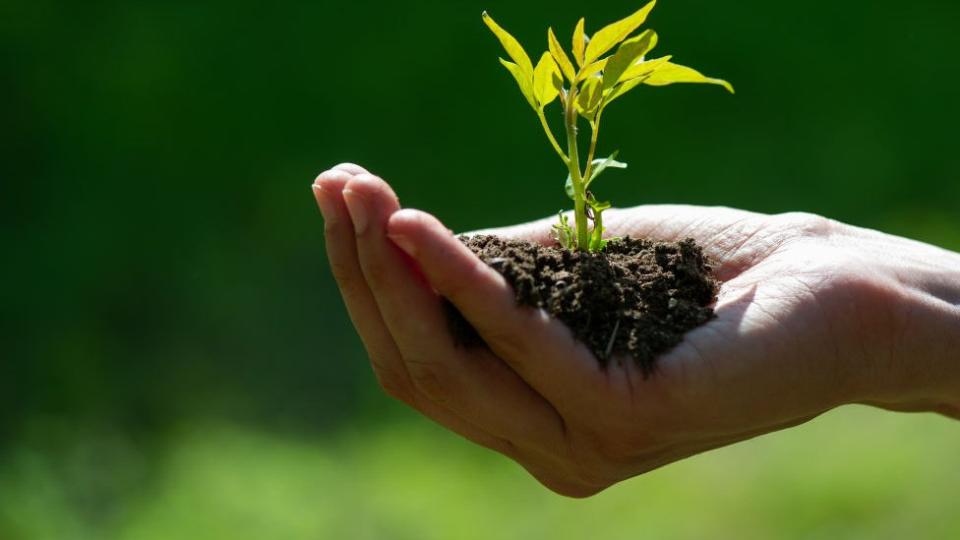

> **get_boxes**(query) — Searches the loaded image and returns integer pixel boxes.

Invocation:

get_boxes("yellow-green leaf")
[603,59,673,109]
[643,61,735,93]
[576,76,603,118]
[621,54,672,81]
[604,77,645,108]
[548,27,576,83]
[482,12,534,80]
[533,52,562,108]
[601,29,657,91]
[499,58,537,109]
[572,18,587,67]
[576,58,607,83]
[584,1,657,65]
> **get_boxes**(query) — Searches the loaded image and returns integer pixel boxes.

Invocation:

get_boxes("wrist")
[847,239,960,417]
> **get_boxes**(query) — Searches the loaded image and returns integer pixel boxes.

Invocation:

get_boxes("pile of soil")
[446,235,718,376]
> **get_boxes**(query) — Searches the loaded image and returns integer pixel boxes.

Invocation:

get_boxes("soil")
[446,235,719,376]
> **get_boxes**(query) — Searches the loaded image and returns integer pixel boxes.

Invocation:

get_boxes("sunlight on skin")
[312,163,960,497]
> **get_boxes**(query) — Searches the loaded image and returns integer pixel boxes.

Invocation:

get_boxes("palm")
[477,206,870,486]
[314,166,897,497]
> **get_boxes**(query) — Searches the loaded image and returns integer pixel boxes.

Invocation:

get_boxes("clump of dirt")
[446,235,718,376]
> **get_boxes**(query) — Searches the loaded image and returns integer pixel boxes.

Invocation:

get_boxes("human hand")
[312,164,960,497]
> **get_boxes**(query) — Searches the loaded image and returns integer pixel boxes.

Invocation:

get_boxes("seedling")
[483,1,732,252]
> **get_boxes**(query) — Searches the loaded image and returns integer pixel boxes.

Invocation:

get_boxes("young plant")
[482,1,733,252]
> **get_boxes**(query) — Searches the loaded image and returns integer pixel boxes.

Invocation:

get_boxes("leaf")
[482,12,534,80]
[576,58,607,83]
[572,18,587,67]
[533,52,562,108]
[499,58,537,109]
[589,199,613,212]
[643,61,735,93]
[601,29,657,91]
[585,151,628,189]
[567,153,627,197]
[548,28,576,83]
[603,77,646,108]
[621,54,672,81]
[576,76,603,118]
[586,197,613,252]
[584,0,657,65]
[601,55,673,108]
[552,211,576,249]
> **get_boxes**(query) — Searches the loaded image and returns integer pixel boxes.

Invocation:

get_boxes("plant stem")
[564,87,590,251]
[538,110,569,165]
[582,110,603,186]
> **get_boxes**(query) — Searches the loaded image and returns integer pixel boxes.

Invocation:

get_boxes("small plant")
[482,1,732,252]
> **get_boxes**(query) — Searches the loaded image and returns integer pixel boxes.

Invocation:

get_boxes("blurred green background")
[3,0,959,538]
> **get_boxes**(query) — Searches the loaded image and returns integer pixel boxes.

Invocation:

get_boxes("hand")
[312,164,960,497]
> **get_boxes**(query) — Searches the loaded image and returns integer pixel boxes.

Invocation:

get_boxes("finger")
[469,205,769,280]
[313,169,530,459]
[314,169,414,397]
[387,208,608,414]
[332,162,369,175]
[342,174,569,450]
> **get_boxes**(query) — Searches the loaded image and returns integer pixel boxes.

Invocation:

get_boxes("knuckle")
[323,218,342,235]
[377,375,413,404]
[775,211,836,239]
[405,357,450,403]
[481,322,530,362]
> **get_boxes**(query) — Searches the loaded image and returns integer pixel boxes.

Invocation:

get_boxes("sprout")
[483,1,733,252]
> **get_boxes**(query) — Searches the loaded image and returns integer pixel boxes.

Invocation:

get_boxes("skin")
[312,163,960,498]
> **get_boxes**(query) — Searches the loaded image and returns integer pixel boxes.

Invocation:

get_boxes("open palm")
[313,163,957,497]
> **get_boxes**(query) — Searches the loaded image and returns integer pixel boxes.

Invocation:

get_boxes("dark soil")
[446,235,718,376]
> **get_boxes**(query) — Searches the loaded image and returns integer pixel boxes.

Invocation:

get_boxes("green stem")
[538,110,569,165]
[564,87,590,251]
[582,109,603,187]
[590,204,604,251]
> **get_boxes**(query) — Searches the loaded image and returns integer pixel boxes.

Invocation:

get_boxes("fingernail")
[388,233,417,257]
[312,184,337,225]
[342,189,368,235]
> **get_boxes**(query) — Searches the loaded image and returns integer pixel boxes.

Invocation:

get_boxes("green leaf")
[567,153,628,197]
[590,200,613,212]
[601,55,673,108]
[552,211,576,249]
[586,197,613,252]
[621,54,672,82]
[482,12,534,80]
[643,61,735,93]
[572,18,587,67]
[548,28,576,83]
[603,77,645,109]
[575,58,607,83]
[499,58,537,109]
[601,29,657,91]
[576,76,603,118]
[585,152,628,189]
[584,0,657,65]
[533,52,562,109]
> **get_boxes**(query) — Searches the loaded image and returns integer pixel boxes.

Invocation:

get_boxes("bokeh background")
[3,0,959,538]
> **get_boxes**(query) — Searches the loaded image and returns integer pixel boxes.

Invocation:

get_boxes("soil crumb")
[446,235,718,376]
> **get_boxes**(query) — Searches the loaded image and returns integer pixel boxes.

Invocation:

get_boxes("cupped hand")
[312,164,960,497]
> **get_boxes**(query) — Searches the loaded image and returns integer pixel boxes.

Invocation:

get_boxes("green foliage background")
[2,0,958,538]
